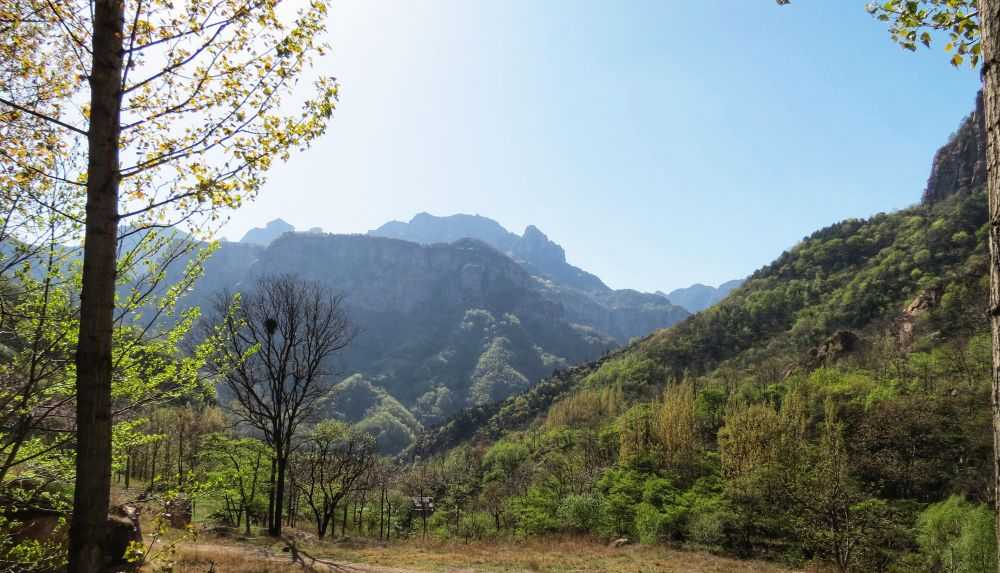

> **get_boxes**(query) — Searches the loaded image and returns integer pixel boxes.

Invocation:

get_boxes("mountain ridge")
[412,92,989,458]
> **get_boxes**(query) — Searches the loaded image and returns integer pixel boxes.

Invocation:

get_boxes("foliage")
[917,496,997,573]
[865,0,980,67]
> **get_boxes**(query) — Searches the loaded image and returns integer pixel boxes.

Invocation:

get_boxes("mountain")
[413,94,989,458]
[662,279,743,313]
[187,232,617,451]
[371,213,608,292]
[239,218,295,246]
[371,213,689,342]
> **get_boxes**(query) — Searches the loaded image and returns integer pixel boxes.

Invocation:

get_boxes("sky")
[219,1,982,293]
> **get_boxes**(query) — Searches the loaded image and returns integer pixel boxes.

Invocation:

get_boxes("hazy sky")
[220,1,980,293]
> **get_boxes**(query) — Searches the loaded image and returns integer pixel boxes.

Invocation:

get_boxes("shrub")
[917,496,996,573]
[511,487,560,535]
[556,494,606,533]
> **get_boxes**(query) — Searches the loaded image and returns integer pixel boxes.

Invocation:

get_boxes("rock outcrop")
[923,92,986,204]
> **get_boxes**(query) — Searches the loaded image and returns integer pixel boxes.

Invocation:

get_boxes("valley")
[1,3,995,573]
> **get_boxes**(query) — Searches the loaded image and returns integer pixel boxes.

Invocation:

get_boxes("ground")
[164,533,808,573]
[114,483,805,573]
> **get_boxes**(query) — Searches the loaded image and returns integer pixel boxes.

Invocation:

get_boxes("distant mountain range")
[368,213,697,340]
[661,280,743,313]
[371,214,608,293]
[183,213,722,451]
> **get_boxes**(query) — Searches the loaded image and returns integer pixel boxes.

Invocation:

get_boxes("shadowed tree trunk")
[982,1,1000,568]
[69,1,124,571]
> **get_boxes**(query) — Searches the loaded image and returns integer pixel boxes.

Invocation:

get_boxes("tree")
[201,434,269,535]
[652,382,700,481]
[291,421,376,538]
[1,2,336,569]
[205,275,353,536]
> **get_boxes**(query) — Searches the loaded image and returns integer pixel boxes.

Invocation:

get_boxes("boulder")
[810,330,860,365]
[609,537,630,548]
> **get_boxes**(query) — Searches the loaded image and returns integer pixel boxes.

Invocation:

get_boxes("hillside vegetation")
[406,101,995,573]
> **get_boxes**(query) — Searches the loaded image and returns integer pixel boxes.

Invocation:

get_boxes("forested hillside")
[406,97,996,572]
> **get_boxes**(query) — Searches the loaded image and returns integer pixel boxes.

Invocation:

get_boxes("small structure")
[411,496,434,515]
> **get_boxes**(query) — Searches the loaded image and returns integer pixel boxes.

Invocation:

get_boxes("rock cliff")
[369,212,688,341]
[923,92,986,204]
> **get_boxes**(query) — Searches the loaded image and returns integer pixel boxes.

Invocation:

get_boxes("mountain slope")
[371,213,607,292]
[413,97,989,457]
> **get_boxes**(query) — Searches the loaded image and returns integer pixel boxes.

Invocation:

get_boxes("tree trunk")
[267,457,276,532]
[269,456,287,536]
[342,500,348,537]
[983,2,1000,571]
[69,1,124,571]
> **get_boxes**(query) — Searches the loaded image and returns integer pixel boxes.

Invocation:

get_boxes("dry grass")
[171,543,290,572]
[164,533,809,573]
[338,536,803,573]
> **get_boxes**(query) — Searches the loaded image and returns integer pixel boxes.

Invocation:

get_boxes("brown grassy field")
[166,534,809,573]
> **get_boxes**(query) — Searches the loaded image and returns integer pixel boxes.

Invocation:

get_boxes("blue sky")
[220,1,981,292]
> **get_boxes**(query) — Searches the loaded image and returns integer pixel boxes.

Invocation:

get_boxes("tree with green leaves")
[200,434,268,535]
[1,1,336,569]
[291,421,376,538]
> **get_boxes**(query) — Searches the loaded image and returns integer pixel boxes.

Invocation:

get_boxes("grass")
[164,531,809,573]
[337,536,805,573]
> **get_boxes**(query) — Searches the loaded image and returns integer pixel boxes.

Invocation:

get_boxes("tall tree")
[205,275,353,537]
[0,1,336,569]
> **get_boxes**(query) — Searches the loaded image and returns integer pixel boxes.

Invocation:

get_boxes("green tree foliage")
[918,496,997,573]
[200,434,268,535]
[865,0,981,67]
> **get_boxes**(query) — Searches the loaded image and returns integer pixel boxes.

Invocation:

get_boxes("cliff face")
[369,212,689,342]
[923,92,986,204]
[254,234,537,315]
[371,213,608,293]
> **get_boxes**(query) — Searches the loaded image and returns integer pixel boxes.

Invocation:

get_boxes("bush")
[511,487,560,535]
[556,494,606,533]
[917,496,996,573]
[455,511,494,540]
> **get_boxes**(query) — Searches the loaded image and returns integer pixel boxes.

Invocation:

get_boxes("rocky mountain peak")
[514,225,566,267]
[240,218,295,246]
[923,92,986,204]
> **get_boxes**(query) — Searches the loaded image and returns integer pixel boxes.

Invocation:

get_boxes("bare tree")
[204,275,353,537]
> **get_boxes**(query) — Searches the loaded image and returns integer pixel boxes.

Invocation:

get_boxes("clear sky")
[219,1,981,293]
